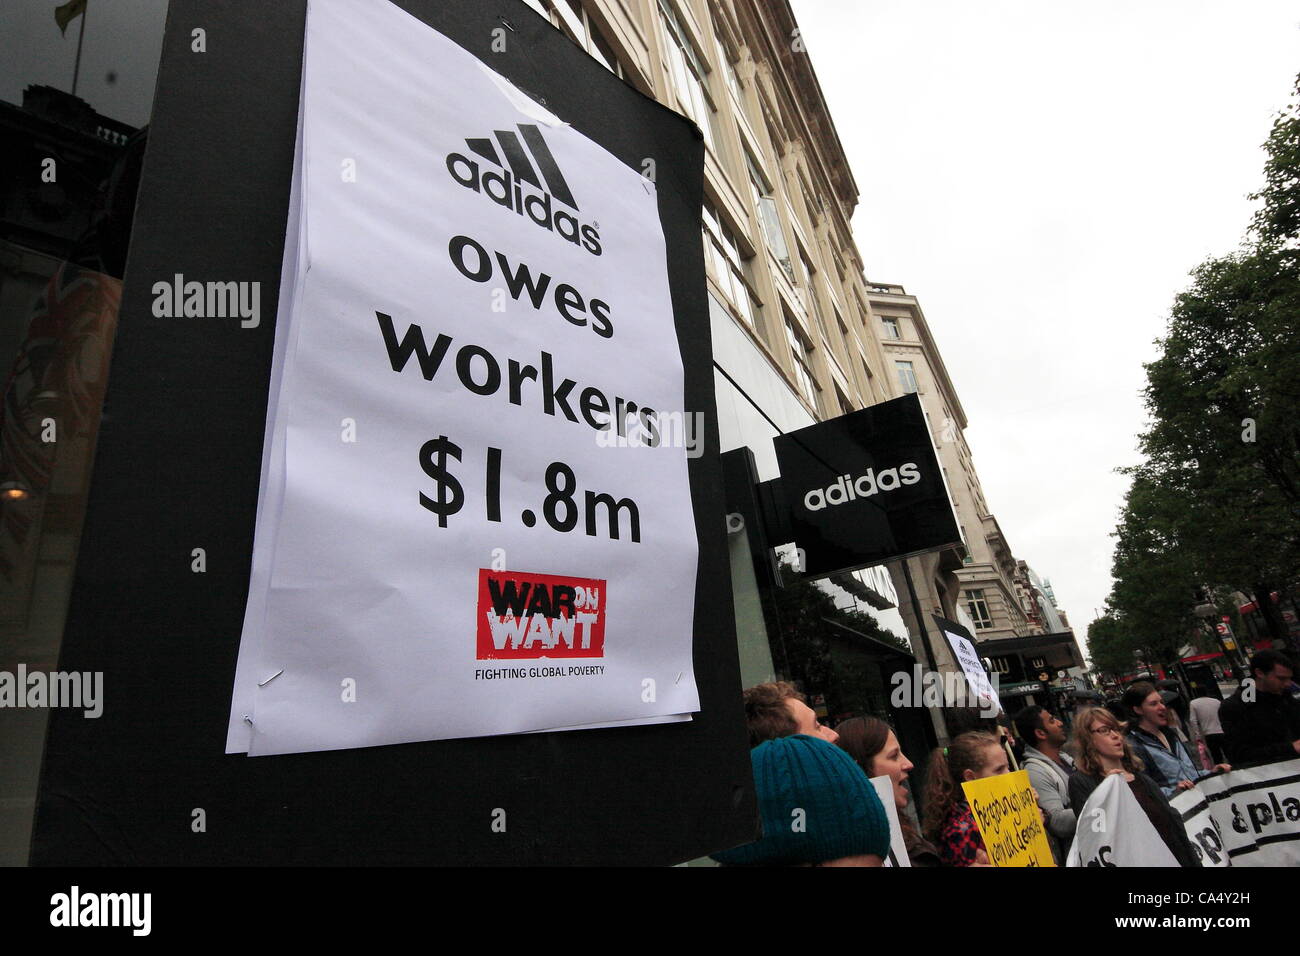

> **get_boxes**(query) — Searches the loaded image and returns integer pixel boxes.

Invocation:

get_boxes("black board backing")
[30,0,754,866]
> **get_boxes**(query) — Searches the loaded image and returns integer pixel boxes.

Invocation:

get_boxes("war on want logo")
[445,123,603,255]
[476,569,605,659]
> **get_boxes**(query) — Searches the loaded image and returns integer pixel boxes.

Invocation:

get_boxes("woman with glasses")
[1066,706,1200,867]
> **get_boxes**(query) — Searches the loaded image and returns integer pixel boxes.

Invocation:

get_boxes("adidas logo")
[802,462,921,512]
[446,124,603,256]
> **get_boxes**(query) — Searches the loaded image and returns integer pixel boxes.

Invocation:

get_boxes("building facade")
[1,0,1082,861]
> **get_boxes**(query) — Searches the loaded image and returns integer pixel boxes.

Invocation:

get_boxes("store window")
[0,0,168,866]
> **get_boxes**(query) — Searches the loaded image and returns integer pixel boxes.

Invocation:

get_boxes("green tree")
[1086,611,1137,679]
[1107,474,1204,672]
[1251,72,1300,250]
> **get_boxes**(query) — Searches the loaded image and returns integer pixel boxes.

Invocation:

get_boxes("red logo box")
[476,569,606,660]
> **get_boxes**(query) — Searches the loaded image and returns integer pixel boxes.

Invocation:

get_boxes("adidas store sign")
[770,394,962,578]
[446,123,602,256]
[802,463,920,512]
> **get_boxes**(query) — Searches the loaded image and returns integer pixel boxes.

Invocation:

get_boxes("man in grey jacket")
[1013,705,1075,863]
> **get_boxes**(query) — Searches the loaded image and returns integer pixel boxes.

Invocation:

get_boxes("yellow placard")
[960,769,1056,867]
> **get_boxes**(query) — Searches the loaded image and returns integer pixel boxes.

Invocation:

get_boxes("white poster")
[226,0,700,755]
[1170,758,1300,866]
[942,628,1001,714]
[1066,774,1180,867]
[871,774,911,867]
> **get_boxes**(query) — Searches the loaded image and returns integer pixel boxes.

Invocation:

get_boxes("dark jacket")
[1067,769,1200,868]
[1219,685,1300,766]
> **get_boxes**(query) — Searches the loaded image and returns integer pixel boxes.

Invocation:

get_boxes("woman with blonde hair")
[1066,706,1199,867]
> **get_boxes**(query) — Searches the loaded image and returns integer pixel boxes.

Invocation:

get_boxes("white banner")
[226,0,700,755]
[1168,788,1230,868]
[1170,758,1300,866]
[1066,774,1179,867]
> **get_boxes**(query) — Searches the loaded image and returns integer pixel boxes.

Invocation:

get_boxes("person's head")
[836,716,914,810]
[1249,650,1296,696]
[1121,681,1166,730]
[921,731,1006,841]
[709,734,891,866]
[946,706,1000,737]
[1012,705,1065,751]
[741,681,837,748]
[1072,706,1144,777]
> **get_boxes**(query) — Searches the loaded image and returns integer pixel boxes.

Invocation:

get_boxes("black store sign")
[772,393,961,578]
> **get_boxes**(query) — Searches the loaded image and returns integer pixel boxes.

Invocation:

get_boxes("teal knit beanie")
[711,734,891,866]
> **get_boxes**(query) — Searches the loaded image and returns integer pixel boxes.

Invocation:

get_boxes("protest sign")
[962,769,1055,866]
[1168,787,1230,867]
[226,0,701,755]
[933,615,1000,716]
[1171,758,1300,866]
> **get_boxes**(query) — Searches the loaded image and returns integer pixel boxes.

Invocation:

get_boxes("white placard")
[942,628,1001,714]
[226,0,700,755]
[871,774,911,867]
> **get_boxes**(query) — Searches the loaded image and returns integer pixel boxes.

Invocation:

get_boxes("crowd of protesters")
[712,648,1300,866]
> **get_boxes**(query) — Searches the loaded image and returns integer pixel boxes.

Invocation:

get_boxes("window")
[895,360,918,394]
[658,0,719,151]
[714,26,742,102]
[835,384,853,416]
[881,316,901,340]
[529,1,627,78]
[797,245,828,339]
[966,590,994,630]
[0,0,168,867]
[748,153,793,283]
[702,201,765,342]
[784,313,822,415]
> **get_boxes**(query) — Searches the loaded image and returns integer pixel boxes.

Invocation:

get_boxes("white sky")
[790,0,1299,640]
